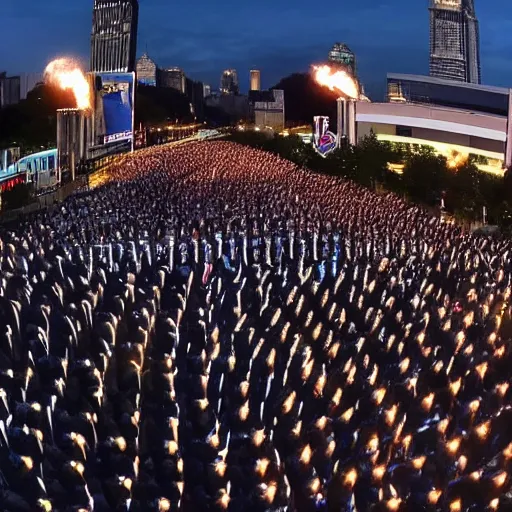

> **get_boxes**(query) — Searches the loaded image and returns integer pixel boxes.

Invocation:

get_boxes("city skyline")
[90,0,138,73]
[1,0,512,98]
[429,0,481,84]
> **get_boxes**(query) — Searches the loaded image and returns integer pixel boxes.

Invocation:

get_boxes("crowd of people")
[0,140,511,511]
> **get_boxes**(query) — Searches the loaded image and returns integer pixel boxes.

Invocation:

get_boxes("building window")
[396,126,412,137]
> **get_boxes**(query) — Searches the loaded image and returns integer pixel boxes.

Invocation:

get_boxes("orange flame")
[45,58,91,110]
[313,65,359,100]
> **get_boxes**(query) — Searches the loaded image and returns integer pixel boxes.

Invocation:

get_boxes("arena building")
[356,85,512,175]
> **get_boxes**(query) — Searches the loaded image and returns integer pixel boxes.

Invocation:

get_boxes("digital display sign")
[313,116,337,157]
[93,72,135,149]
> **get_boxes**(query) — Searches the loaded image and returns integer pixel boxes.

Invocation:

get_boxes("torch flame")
[45,58,91,110]
[313,65,359,100]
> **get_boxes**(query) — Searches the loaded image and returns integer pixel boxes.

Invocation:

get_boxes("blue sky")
[1,0,511,99]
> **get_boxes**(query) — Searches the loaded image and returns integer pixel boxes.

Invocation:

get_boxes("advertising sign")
[313,116,337,157]
[93,72,135,150]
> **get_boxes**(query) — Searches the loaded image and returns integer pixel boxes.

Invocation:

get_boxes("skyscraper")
[250,70,261,91]
[136,54,157,86]
[90,0,139,73]
[429,0,481,84]
[220,69,239,95]
[160,68,186,94]
[0,73,21,108]
[328,43,356,76]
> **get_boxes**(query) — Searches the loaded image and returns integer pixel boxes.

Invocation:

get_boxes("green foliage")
[271,73,338,125]
[0,84,75,152]
[229,129,509,231]
[402,152,449,205]
[135,85,193,126]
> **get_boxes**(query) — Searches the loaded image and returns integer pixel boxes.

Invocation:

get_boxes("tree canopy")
[227,130,509,231]
[271,73,339,125]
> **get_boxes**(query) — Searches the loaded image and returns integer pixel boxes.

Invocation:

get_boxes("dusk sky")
[1,0,511,99]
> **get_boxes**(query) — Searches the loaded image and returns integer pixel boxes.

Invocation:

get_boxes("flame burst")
[44,58,91,110]
[313,65,359,100]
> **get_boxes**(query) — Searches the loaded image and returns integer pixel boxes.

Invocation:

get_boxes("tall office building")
[429,0,481,84]
[250,70,261,91]
[0,73,21,108]
[136,53,157,86]
[203,84,211,97]
[160,68,186,94]
[20,73,44,100]
[220,69,239,95]
[328,43,356,76]
[90,0,139,73]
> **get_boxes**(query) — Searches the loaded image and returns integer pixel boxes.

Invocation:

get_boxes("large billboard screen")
[93,72,135,148]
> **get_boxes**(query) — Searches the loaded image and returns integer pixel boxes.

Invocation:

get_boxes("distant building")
[20,73,44,100]
[357,100,509,174]
[220,69,239,95]
[136,54,157,86]
[186,78,205,121]
[429,0,481,84]
[90,0,139,73]
[250,70,261,91]
[0,73,21,108]
[160,68,186,94]
[250,89,285,131]
[203,84,211,98]
[328,43,356,76]
[205,94,249,122]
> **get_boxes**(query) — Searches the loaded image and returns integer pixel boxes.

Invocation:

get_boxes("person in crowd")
[0,140,511,511]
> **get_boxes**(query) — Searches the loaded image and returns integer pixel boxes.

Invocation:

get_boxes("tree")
[135,85,193,126]
[0,83,75,152]
[271,73,338,125]
[354,132,394,189]
[401,152,449,206]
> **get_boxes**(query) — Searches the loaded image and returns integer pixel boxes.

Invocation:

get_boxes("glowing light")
[450,499,462,512]
[428,489,442,505]
[446,437,461,455]
[373,465,386,480]
[344,469,358,487]
[44,58,91,110]
[300,445,312,465]
[313,65,359,99]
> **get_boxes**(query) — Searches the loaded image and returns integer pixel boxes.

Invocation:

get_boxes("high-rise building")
[160,68,186,94]
[250,70,261,91]
[186,78,205,121]
[429,0,481,84]
[90,0,139,73]
[220,69,239,95]
[328,43,356,76]
[20,73,44,100]
[0,73,21,108]
[203,84,211,98]
[136,53,157,86]
[250,89,285,131]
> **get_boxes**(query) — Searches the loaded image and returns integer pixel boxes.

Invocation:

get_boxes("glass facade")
[328,43,356,76]
[136,54,157,86]
[429,0,481,84]
[387,74,509,117]
[160,68,186,94]
[90,0,139,73]
[220,69,239,95]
